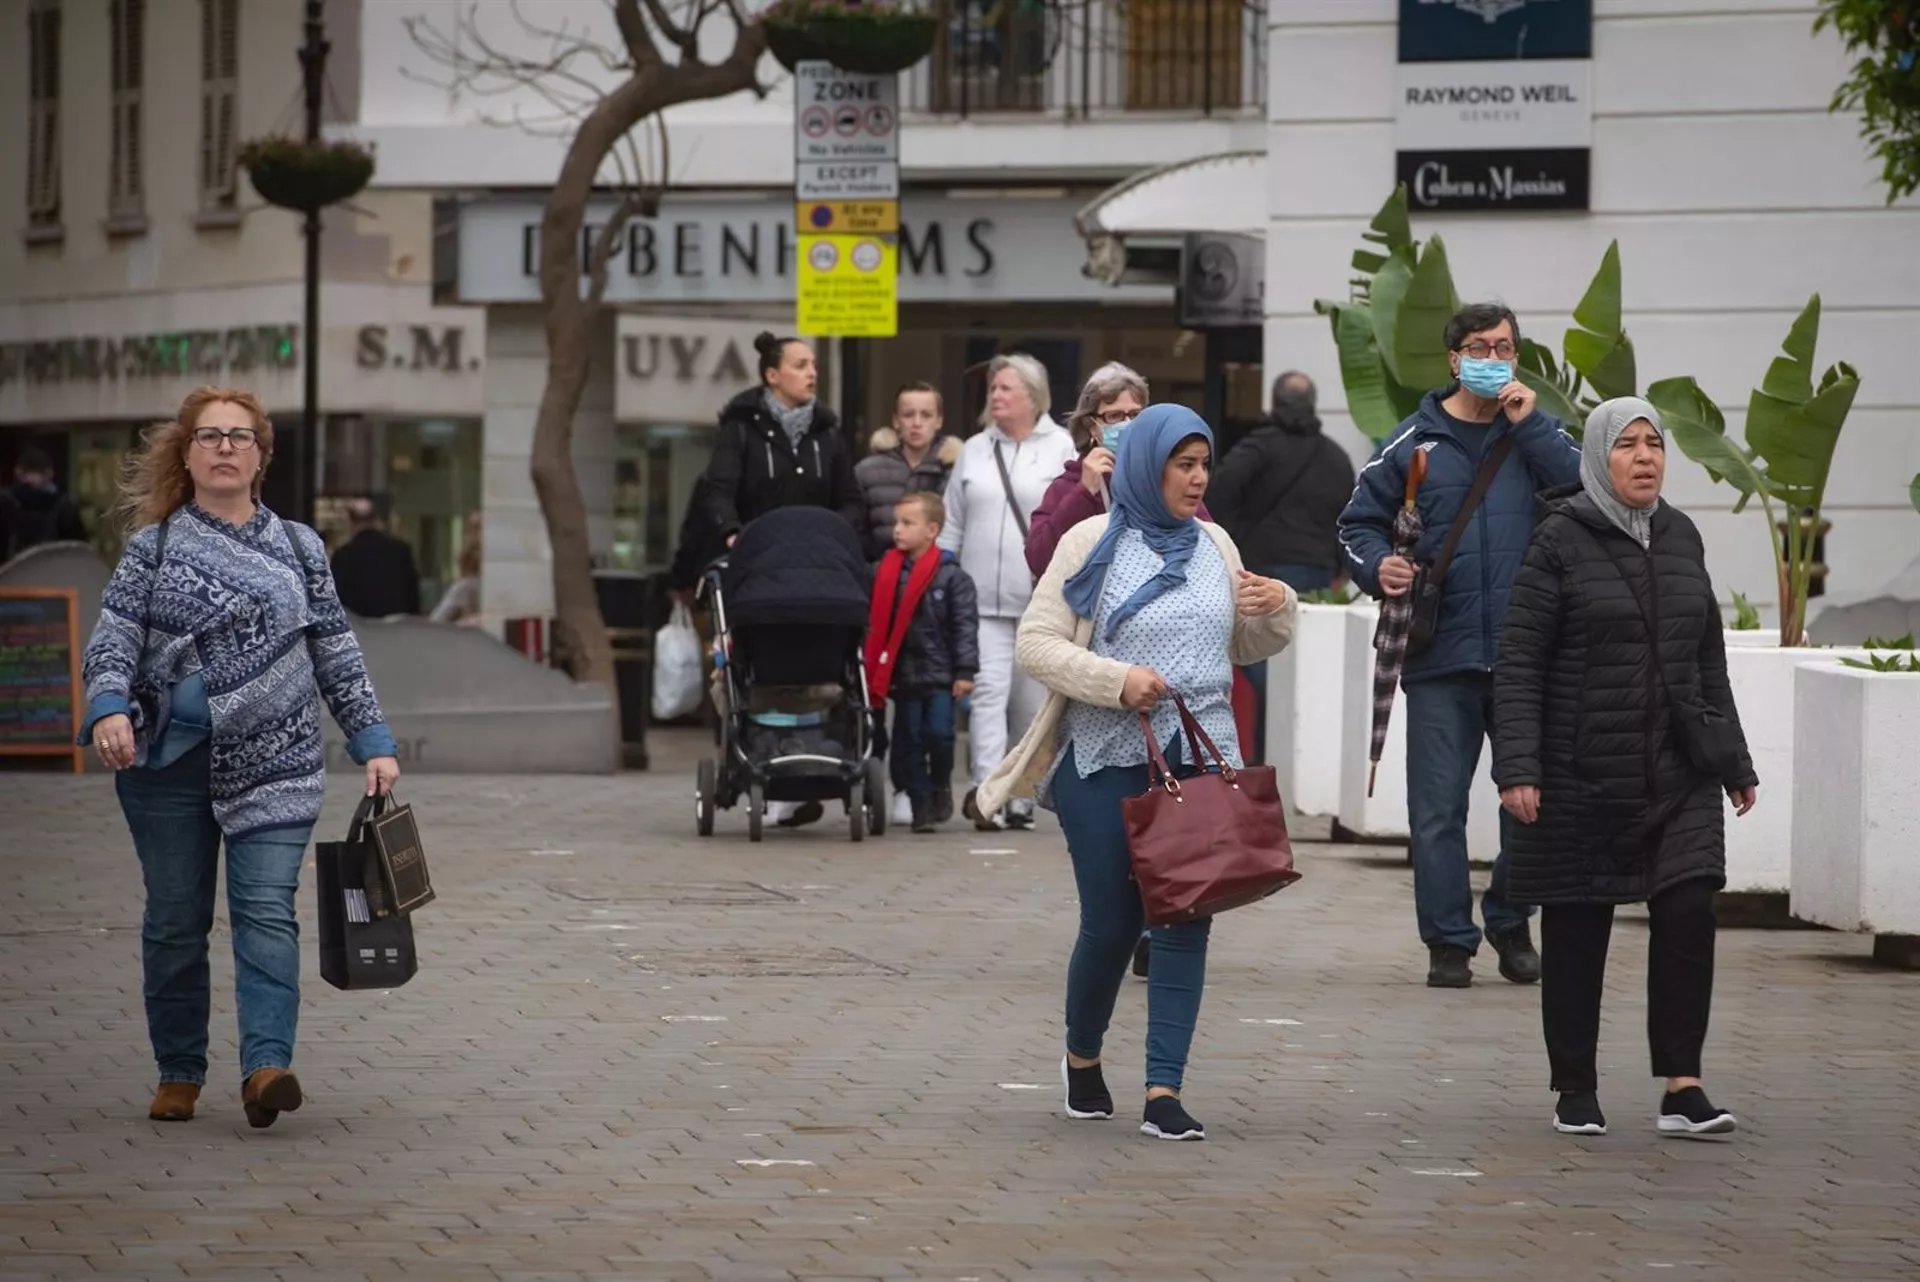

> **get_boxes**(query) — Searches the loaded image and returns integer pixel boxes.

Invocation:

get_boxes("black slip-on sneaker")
[1553,1090,1608,1136]
[1658,1087,1737,1137]
[1426,944,1473,988]
[1140,1094,1205,1141]
[1061,1056,1113,1121]
[1488,924,1541,984]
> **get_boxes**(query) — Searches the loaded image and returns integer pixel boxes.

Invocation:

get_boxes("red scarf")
[864,548,943,703]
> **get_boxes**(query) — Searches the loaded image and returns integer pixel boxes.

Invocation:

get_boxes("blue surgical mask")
[1457,358,1514,399]
[1100,425,1126,450]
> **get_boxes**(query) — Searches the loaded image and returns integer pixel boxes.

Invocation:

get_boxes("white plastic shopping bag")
[650,601,705,721]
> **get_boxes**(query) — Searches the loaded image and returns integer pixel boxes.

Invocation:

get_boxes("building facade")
[1265,0,1920,614]
[0,0,484,603]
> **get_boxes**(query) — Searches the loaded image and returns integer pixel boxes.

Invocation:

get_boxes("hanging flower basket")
[763,0,937,75]
[239,138,375,214]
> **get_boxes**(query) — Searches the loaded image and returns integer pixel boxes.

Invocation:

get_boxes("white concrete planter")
[1266,603,1359,817]
[1334,605,1503,856]
[1723,629,1782,649]
[1722,644,1871,893]
[1789,662,1920,935]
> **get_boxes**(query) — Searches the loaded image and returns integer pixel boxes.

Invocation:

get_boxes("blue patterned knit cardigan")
[81,504,391,839]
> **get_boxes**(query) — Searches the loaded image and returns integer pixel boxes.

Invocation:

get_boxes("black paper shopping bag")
[315,793,420,991]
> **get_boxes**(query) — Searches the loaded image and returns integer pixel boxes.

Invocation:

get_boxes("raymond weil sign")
[1395,0,1593,212]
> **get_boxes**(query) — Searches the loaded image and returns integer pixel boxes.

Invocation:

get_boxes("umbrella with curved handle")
[1368,446,1428,797]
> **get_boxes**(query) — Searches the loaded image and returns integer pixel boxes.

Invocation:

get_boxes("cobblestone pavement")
[4,730,1919,1282]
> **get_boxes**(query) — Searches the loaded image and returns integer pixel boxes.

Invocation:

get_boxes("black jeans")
[1540,877,1717,1094]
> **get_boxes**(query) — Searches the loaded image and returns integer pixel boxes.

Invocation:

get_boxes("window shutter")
[198,0,238,209]
[27,1,61,226]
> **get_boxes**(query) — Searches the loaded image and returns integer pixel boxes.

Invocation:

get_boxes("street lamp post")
[296,0,327,526]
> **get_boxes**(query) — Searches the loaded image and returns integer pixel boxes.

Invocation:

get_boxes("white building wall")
[1265,0,1920,613]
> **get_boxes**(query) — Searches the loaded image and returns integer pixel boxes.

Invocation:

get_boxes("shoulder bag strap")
[1428,434,1513,586]
[990,440,1030,540]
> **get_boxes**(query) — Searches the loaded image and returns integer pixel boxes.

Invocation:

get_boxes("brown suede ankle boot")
[148,1082,201,1121]
[241,1068,304,1129]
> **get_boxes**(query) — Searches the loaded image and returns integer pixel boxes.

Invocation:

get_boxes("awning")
[1075,150,1266,284]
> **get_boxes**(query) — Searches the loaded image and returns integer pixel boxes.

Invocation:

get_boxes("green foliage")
[1316,186,1636,440]
[1815,1,1920,203]
[1910,471,1920,513]
[1863,633,1917,648]
[1301,585,1360,606]
[1840,651,1920,672]
[1730,592,1763,631]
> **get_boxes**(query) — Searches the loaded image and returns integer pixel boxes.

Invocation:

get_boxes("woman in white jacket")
[940,352,1078,830]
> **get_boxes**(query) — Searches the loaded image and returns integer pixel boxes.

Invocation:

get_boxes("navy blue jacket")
[877,550,980,694]
[1337,389,1581,683]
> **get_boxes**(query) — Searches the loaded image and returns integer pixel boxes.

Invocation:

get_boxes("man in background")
[0,447,88,560]
[329,497,422,618]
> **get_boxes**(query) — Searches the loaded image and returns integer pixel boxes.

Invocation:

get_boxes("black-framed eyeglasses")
[193,427,259,451]
[1095,407,1141,427]
[1456,340,1518,360]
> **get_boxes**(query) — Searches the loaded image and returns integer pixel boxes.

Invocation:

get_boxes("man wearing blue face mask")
[1337,302,1581,991]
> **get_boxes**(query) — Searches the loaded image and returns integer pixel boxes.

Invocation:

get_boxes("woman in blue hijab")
[975,403,1298,1142]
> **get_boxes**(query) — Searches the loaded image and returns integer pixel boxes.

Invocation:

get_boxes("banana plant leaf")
[1352,184,1416,277]
[1911,472,1920,515]
[1561,241,1638,400]
[1649,375,1769,510]
[1393,237,1459,393]
[1517,339,1586,431]
[1757,294,1821,405]
[1320,302,1424,440]
[1747,362,1860,509]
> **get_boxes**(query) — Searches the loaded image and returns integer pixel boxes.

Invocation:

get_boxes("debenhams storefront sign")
[455,194,1170,306]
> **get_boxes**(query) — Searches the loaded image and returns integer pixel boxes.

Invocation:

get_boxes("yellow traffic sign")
[797,200,900,235]
[797,233,898,338]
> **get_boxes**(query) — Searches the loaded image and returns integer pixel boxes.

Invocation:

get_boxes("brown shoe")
[241,1068,304,1129]
[148,1082,201,1122]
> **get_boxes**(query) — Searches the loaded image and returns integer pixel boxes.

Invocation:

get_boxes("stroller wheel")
[848,785,866,843]
[695,758,716,837]
[864,759,888,837]
[746,783,765,843]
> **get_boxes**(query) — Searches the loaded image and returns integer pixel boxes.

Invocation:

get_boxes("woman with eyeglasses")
[80,386,400,1130]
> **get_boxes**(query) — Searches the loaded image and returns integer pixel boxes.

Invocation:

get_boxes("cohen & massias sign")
[1396,0,1593,212]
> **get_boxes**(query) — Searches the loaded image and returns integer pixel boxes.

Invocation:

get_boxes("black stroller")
[693,506,887,842]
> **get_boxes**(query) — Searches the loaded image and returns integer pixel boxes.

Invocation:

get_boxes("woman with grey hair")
[939,352,1076,830]
[1493,396,1758,1141]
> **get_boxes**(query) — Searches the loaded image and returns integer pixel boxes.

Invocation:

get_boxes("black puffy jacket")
[853,429,961,560]
[701,387,864,539]
[1492,487,1757,907]
[873,551,979,693]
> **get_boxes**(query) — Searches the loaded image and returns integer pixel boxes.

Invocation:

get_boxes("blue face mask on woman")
[1457,358,1514,399]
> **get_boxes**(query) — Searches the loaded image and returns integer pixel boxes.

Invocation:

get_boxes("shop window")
[108,0,145,229]
[26,0,61,235]
[197,0,239,216]
[613,423,715,573]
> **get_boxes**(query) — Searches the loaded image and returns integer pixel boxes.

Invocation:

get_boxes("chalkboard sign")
[0,587,83,773]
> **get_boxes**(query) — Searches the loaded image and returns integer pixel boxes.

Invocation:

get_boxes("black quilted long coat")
[1491,486,1758,906]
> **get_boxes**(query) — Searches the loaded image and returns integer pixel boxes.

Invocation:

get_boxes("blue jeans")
[1055,742,1211,1092]
[889,690,956,810]
[1242,564,1337,765]
[1405,671,1532,952]
[115,743,314,1085]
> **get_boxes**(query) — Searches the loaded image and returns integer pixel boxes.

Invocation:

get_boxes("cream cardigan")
[976,514,1299,817]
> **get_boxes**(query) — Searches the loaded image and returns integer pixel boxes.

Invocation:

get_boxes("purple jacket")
[1023,457,1212,579]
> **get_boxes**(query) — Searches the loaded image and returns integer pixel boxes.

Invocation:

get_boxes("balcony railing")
[902,0,1267,119]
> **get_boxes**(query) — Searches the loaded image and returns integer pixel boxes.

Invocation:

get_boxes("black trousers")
[1540,877,1717,1094]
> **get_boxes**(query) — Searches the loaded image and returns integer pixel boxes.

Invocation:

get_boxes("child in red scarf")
[865,493,979,832]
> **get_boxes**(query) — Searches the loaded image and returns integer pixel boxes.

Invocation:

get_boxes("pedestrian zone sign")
[797,234,898,338]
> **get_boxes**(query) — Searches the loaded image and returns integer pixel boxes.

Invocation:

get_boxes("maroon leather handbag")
[1123,695,1300,926]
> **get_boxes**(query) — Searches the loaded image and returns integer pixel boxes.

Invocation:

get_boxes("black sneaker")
[1140,1095,1205,1141]
[1553,1090,1608,1136]
[932,787,954,824]
[1427,944,1473,988]
[1131,934,1152,979]
[910,801,937,834]
[1488,924,1541,984]
[777,801,825,828]
[1061,1056,1113,1121]
[1657,1087,1737,1137]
